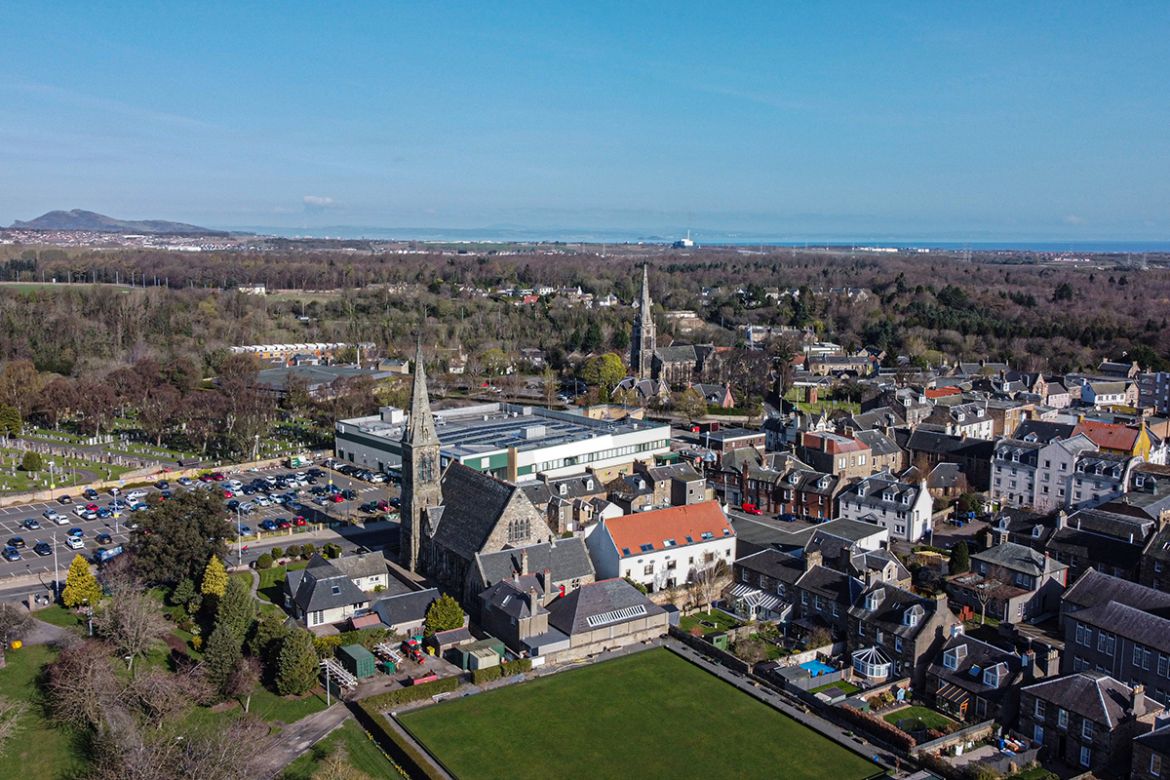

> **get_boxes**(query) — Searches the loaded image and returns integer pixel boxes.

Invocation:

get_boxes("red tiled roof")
[604,501,734,558]
[1073,419,1140,451]
[925,386,962,399]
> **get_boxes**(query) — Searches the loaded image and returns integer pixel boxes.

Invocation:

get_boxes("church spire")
[404,339,438,446]
[631,264,656,380]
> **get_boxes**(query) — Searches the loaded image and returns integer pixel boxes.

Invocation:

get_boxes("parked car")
[177,477,193,487]
[22,518,40,531]
[6,537,26,549]
[2,547,21,562]
[83,488,99,500]
[227,500,240,510]
[67,527,84,538]
[276,519,292,530]
[126,490,147,502]
[95,532,113,545]
[258,520,277,532]
[154,480,169,490]
[239,525,252,536]
[96,507,112,518]
[57,495,73,505]
[369,473,387,484]
[43,509,66,524]
[341,489,357,500]
[33,541,52,557]
[65,536,84,550]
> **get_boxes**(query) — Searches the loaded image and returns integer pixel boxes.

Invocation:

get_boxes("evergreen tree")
[247,610,290,662]
[949,541,971,574]
[128,489,233,587]
[423,594,464,636]
[0,405,21,438]
[61,555,102,609]
[215,573,255,640]
[168,577,196,608]
[20,451,42,472]
[200,555,228,599]
[275,628,319,696]
[204,622,244,694]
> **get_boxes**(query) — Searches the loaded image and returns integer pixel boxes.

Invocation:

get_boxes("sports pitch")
[398,648,879,780]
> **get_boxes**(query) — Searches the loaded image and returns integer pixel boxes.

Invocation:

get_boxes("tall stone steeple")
[399,339,442,573]
[630,264,656,380]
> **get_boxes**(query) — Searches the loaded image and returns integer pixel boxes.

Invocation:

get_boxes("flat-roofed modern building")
[334,402,671,482]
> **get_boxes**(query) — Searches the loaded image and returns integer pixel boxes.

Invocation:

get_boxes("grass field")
[810,679,861,696]
[677,609,740,636]
[0,644,88,780]
[399,649,878,780]
[883,705,955,732]
[280,719,396,779]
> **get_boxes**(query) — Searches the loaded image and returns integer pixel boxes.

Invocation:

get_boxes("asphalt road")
[0,461,400,583]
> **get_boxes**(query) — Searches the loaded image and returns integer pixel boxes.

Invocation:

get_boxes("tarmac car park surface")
[0,461,399,581]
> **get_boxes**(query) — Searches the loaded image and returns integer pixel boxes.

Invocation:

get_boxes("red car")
[211,472,226,482]
[293,516,307,527]
[223,489,235,499]
[276,519,292,530]
[740,502,763,516]
[330,493,344,503]
[85,503,99,512]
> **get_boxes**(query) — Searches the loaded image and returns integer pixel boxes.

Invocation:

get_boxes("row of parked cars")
[324,460,389,484]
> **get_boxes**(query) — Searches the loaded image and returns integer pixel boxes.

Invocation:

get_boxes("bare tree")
[44,640,122,731]
[0,696,27,758]
[224,656,261,714]
[92,589,170,675]
[0,603,32,667]
[688,559,729,610]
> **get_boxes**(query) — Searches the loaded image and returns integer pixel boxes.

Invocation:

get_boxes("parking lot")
[0,460,400,582]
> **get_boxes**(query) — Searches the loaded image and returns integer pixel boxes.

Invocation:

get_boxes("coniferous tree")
[275,628,319,696]
[61,554,102,609]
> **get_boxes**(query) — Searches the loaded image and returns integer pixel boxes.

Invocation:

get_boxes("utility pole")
[52,532,59,600]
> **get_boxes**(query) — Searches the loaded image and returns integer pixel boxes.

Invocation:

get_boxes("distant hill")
[10,209,222,235]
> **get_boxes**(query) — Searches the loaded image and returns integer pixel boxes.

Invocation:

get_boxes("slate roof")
[854,428,903,457]
[1135,723,1170,756]
[655,344,698,363]
[643,462,703,483]
[1022,672,1152,727]
[473,537,595,588]
[972,542,1059,578]
[1072,600,1170,653]
[371,588,440,628]
[796,565,863,605]
[480,577,545,619]
[839,470,923,509]
[928,634,1022,697]
[1012,420,1075,444]
[851,549,912,583]
[1064,508,1153,542]
[1062,568,1170,615]
[431,462,544,561]
[905,429,994,459]
[735,548,806,586]
[287,555,370,614]
[546,578,666,636]
[849,406,905,430]
[849,582,942,639]
[928,463,962,490]
[1047,525,1147,573]
[994,439,1042,468]
[329,552,394,582]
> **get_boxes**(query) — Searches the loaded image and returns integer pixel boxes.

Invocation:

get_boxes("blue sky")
[3,3,1170,240]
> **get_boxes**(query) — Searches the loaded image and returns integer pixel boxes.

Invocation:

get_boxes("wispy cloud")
[303,195,338,213]
[11,80,218,131]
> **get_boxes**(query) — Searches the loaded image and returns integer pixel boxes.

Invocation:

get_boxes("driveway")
[251,703,352,778]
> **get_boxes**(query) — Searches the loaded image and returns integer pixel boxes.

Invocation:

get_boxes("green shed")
[709,632,730,651]
[337,644,377,679]
[455,637,506,670]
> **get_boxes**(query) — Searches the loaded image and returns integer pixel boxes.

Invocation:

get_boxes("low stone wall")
[776,642,845,667]
[668,625,750,674]
[910,720,996,759]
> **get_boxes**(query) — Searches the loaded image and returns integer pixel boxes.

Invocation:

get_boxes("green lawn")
[258,561,307,603]
[677,609,741,636]
[399,649,877,780]
[280,719,397,780]
[883,705,955,732]
[32,604,86,631]
[810,679,861,696]
[0,644,88,779]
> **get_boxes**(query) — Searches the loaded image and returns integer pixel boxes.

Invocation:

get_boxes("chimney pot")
[520,548,529,575]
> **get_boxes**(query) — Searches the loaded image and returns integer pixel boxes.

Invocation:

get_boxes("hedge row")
[361,676,460,709]
[469,656,533,685]
[353,701,442,780]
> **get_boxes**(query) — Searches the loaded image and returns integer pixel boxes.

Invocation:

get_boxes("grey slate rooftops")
[1135,723,1170,756]
[735,548,806,586]
[371,588,440,628]
[644,462,703,483]
[854,428,903,457]
[431,462,541,561]
[1022,672,1152,727]
[928,634,1022,695]
[849,582,942,638]
[796,565,862,605]
[1062,568,1170,615]
[1012,420,1076,444]
[971,542,1059,578]
[329,551,393,582]
[546,578,665,636]
[655,344,698,363]
[480,577,545,619]
[840,470,921,508]
[287,555,370,614]
[1072,600,1170,653]
[474,537,594,588]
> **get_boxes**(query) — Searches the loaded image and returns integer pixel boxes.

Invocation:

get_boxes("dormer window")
[586,479,594,491]
[1136,475,1146,488]
[1076,462,1085,473]
[818,477,830,489]
[1011,452,1020,463]
[982,662,1004,688]
[1031,525,1043,539]
[865,590,883,611]
[559,484,568,496]
[904,604,924,627]
[943,644,967,670]
[901,493,911,505]
[857,482,868,497]
[1095,464,1104,476]
[997,451,1006,460]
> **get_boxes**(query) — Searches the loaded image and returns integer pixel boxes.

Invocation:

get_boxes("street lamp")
[236,506,243,567]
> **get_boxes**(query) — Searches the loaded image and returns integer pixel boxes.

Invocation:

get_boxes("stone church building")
[398,342,552,606]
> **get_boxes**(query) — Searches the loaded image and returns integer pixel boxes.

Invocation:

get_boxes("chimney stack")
[1055,510,1067,530]
[527,586,540,616]
[520,548,529,576]
[541,567,553,597]
[1131,684,1146,717]
[805,549,823,572]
